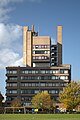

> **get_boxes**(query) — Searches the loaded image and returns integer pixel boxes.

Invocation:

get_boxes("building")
[6,25,71,106]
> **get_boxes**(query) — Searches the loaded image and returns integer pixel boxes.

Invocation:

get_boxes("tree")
[11,97,22,107]
[31,91,52,111]
[59,81,80,111]
[0,92,4,107]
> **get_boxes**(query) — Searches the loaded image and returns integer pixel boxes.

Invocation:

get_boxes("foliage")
[31,91,52,110]
[0,92,4,106]
[11,97,22,107]
[59,81,80,110]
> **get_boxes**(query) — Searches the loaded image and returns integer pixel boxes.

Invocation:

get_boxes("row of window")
[7,69,69,74]
[21,70,69,74]
[21,76,68,80]
[7,75,68,81]
[6,96,59,102]
[20,82,66,87]
[8,77,17,80]
[6,97,32,101]
[6,82,66,87]
[21,97,32,101]
[7,89,59,94]
[33,56,49,60]
[7,83,17,87]
[33,45,50,49]
[7,70,17,74]
[20,90,59,94]
[33,50,50,54]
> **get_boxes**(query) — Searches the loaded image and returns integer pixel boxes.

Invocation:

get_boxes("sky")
[0,0,80,97]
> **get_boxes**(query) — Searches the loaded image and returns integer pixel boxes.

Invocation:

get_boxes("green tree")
[59,81,80,111]
[31,91,52,111]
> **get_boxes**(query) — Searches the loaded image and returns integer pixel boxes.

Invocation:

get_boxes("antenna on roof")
[38,25,39,36]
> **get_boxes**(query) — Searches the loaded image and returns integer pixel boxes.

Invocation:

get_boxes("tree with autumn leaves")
[11,97,22,107]
[59,81,80,111]
[31,91,52,111]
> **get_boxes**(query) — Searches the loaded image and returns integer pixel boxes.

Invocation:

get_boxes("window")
[60,76,68,80]
[33,56,35,59]
[8,77,17,80]
[7,90,17,94]
[60,70,64,74]
[40,70,45,74]
[55,83,59,86]
[32,70,36,74]
[7,70,17,74]
[64,70,68,74]
[40,83,45,87]
[48,83,52,86]
[32,83,35,86]
[35,90,39,94]
[35,83,39,86]
[52,76,55,80]
[28,83,32,86]
[25,71,28,74]
[35,45,39,48]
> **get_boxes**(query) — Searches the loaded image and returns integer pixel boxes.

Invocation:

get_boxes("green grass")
[0,114,80,120]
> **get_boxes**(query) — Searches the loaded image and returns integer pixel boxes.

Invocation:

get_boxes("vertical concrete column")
[57,26,62,66]
[23,26,29,66]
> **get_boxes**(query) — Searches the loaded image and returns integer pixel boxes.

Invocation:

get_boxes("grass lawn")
[0,114,80,120]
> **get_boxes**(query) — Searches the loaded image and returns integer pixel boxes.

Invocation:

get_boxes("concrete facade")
[6,25,71,107]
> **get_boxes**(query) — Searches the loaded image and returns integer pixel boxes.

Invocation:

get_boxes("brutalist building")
[6,25,71,106]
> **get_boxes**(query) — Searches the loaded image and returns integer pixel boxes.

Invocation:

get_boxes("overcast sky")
[0,0,80,97]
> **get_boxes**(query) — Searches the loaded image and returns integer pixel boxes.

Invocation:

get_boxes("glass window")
[28,83,32,86]
[60,70,64,74]
[40,70,45,74]
[33,51,35,54]
[32,70,35,74]
[8,90,17,94]
[64,70,68,74]
[35,45,39,48]
[60,76,65,80]
[55,83,59,86]
[9,77,17,80]
[40,83,45,87]
[48,83,52,86]
[32,83,35,86]
[35,83,39,86]
[52,76,55,80]
[33,56,35,59]
[25,70,28,74]
[13,71,17,74]
[35,90,39,94]
[8,70,17,74]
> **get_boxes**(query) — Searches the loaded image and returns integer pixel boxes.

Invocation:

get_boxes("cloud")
[0,0,24,7]
[0,49,23,67]
[0,23,22,48]
[0,0,24,22]
[0,23,23,68]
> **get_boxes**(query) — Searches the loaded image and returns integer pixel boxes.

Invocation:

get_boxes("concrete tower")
[57,26,62,66]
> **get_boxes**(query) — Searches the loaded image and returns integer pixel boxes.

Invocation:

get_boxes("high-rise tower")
[23,25,62,67]
[23,25,51,67]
